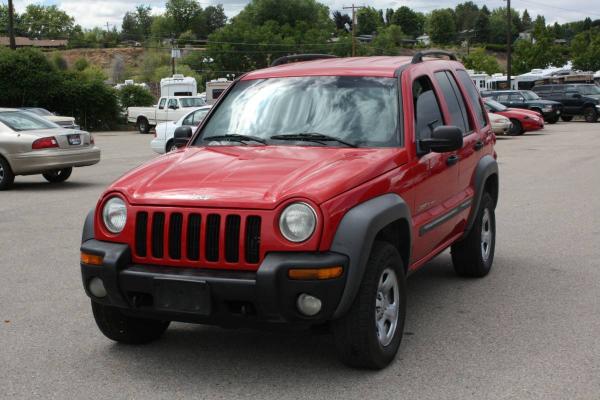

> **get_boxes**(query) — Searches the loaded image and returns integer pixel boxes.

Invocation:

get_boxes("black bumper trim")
[81,239,348,326]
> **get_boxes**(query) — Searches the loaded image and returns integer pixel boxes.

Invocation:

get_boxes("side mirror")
[419,126,463,153]
[173,126,193,148]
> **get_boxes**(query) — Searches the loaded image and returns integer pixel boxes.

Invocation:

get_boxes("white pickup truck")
[127,96,206,134]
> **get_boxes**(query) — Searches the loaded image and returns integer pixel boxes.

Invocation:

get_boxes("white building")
[416,35,431,46]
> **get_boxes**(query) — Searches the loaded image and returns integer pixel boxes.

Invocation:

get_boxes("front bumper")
[81,239,348,326]
[10,146,101,175]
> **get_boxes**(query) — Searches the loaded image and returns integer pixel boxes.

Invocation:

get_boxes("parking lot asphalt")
[1,123,599,399]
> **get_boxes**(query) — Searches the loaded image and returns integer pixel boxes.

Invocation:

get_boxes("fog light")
[296,293,322,316]
[89,277,107,298]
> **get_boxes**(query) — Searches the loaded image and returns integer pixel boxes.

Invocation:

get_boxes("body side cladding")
[330,193,412,319]
[82,208,95,243]
[463,154,498,237]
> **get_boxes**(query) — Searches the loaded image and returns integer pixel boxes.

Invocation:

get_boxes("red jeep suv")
[80,51,499,369]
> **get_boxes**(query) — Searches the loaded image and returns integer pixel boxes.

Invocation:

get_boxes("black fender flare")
[463,154,499,237]
[330,193,412,318]
[82,208,95,243]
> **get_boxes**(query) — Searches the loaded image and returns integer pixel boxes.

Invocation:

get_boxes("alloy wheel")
[481,208,493,262]
[375,268,400,347]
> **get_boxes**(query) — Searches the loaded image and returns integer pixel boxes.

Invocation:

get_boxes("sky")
[4,0,599,30]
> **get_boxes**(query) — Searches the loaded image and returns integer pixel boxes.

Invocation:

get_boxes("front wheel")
[0,156,15,190]
[165,139,177,153]
[583,107,598,123]
[546,116,558,124]
[509,119,523,136]
[43,168,72,183]
[451,192,496,277]
[561,115,573,122]
[91,301,170,344]
[332,241,406,369]
[138,117,150,134]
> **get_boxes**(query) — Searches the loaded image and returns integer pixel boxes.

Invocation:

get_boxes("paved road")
[1,124,599,399]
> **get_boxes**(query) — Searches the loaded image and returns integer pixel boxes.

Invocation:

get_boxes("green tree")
[20,5,74,38]
[571,29,600,71]
[356,7,382,35]
[461,48,501,74]
[391,6,425,38]
[429,9,456,44]
[332,10,351,31]
[474,6,491,43]
[191,4,227,38]
[385,8,394,26]
[455,2,480,32]
[368,25,404,55]
[521,9,532,31]
[166,0,202,35]
[206,0,334,73]
[489,7,521,44]
[512,22,568,74]
[117,84,155,109]
[121,5,154,41]
[150,15,176,41]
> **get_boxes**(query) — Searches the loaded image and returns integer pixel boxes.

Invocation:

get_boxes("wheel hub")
[375,268,399,347]
[481,208,493,261]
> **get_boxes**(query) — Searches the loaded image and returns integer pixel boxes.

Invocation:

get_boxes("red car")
[80,51,499,369]
[484,98,544,135]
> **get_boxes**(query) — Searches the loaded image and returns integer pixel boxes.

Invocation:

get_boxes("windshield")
[577,85,600,95]
[195,76,400,148]
[23,108,53,116]
[485,99,507,112]
[179,98,206,108]
[522,91,540,100]
[0,111,59,131]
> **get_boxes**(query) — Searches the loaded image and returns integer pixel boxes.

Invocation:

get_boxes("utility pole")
[506,0,512,88]
[170,38,181,76]
[7,0,16,50]
[343,4,364,57]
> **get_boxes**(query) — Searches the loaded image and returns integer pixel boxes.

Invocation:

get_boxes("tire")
[561,115,573,122]
[451,192,496,278]
[546,116,558,124]
[42,168,72,183]
[165,139,177,153]
[91,301,170,344]
[332,241,406,369]
[0,156,15,191]
[583,106,598,123]
[509,119,523,136]
[138,117,150,134]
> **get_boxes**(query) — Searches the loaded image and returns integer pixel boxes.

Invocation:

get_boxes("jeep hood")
[109,145,407,209]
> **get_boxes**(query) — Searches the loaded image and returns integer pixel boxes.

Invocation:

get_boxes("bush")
[73,57,90,71]
[0,48,119,131]
[117,85,155,109]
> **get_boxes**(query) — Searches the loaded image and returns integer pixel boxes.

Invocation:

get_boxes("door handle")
[474,141,484,151]
[446,154,459,166]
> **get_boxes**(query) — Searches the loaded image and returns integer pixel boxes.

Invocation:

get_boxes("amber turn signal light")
[288,266,343,280]
[81,252,104,266]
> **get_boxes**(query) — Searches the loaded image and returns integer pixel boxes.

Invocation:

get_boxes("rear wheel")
[561,115,573,122]
[43,168,72,183]
[583,107,598,123]
[0,156,15,191]
[137,117,150,134]
[91,301,170,344]
[509,119,523,135]
[332,241,406,369]
[451,192,496,277]
[166,139,177,153]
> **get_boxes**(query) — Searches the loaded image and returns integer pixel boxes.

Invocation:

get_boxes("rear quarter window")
[456,70,487,128]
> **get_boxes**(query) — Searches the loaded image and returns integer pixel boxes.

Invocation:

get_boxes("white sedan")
[488,112,512,135]
[151,105,211,154]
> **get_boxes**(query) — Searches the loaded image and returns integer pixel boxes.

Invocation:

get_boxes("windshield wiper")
[270,133,358,148]
[203,134,267,145]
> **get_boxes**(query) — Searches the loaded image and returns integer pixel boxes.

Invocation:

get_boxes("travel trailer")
[160,74,198,97]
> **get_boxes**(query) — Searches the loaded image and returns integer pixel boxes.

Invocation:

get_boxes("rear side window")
[456,70,487,128]
[434,71,471,135]
[413,76,444,145]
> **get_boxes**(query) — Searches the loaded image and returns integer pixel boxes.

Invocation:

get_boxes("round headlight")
[279,202,317,243]
[102,197,127,234]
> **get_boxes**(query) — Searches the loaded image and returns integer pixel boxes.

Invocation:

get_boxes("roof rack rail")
[270,54,339,67]
[411,50,457,64]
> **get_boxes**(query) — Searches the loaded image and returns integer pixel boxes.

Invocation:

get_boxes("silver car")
[0,108,101,190]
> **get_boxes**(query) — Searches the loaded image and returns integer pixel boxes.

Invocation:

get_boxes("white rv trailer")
[160,74,198,97]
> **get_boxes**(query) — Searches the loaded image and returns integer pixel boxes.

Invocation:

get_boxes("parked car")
[484,99,544,135]
[80,51,499,369]
[19,107,80,129]
[151,105,212,154]
[487,111,512,135]
[0,108,100,190]
[481,90,562,123]
[127,96,206,134]
[532,84,600,122]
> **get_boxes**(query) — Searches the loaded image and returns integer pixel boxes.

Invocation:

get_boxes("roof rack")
[412,50,457,64]
[270,54,339,67]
